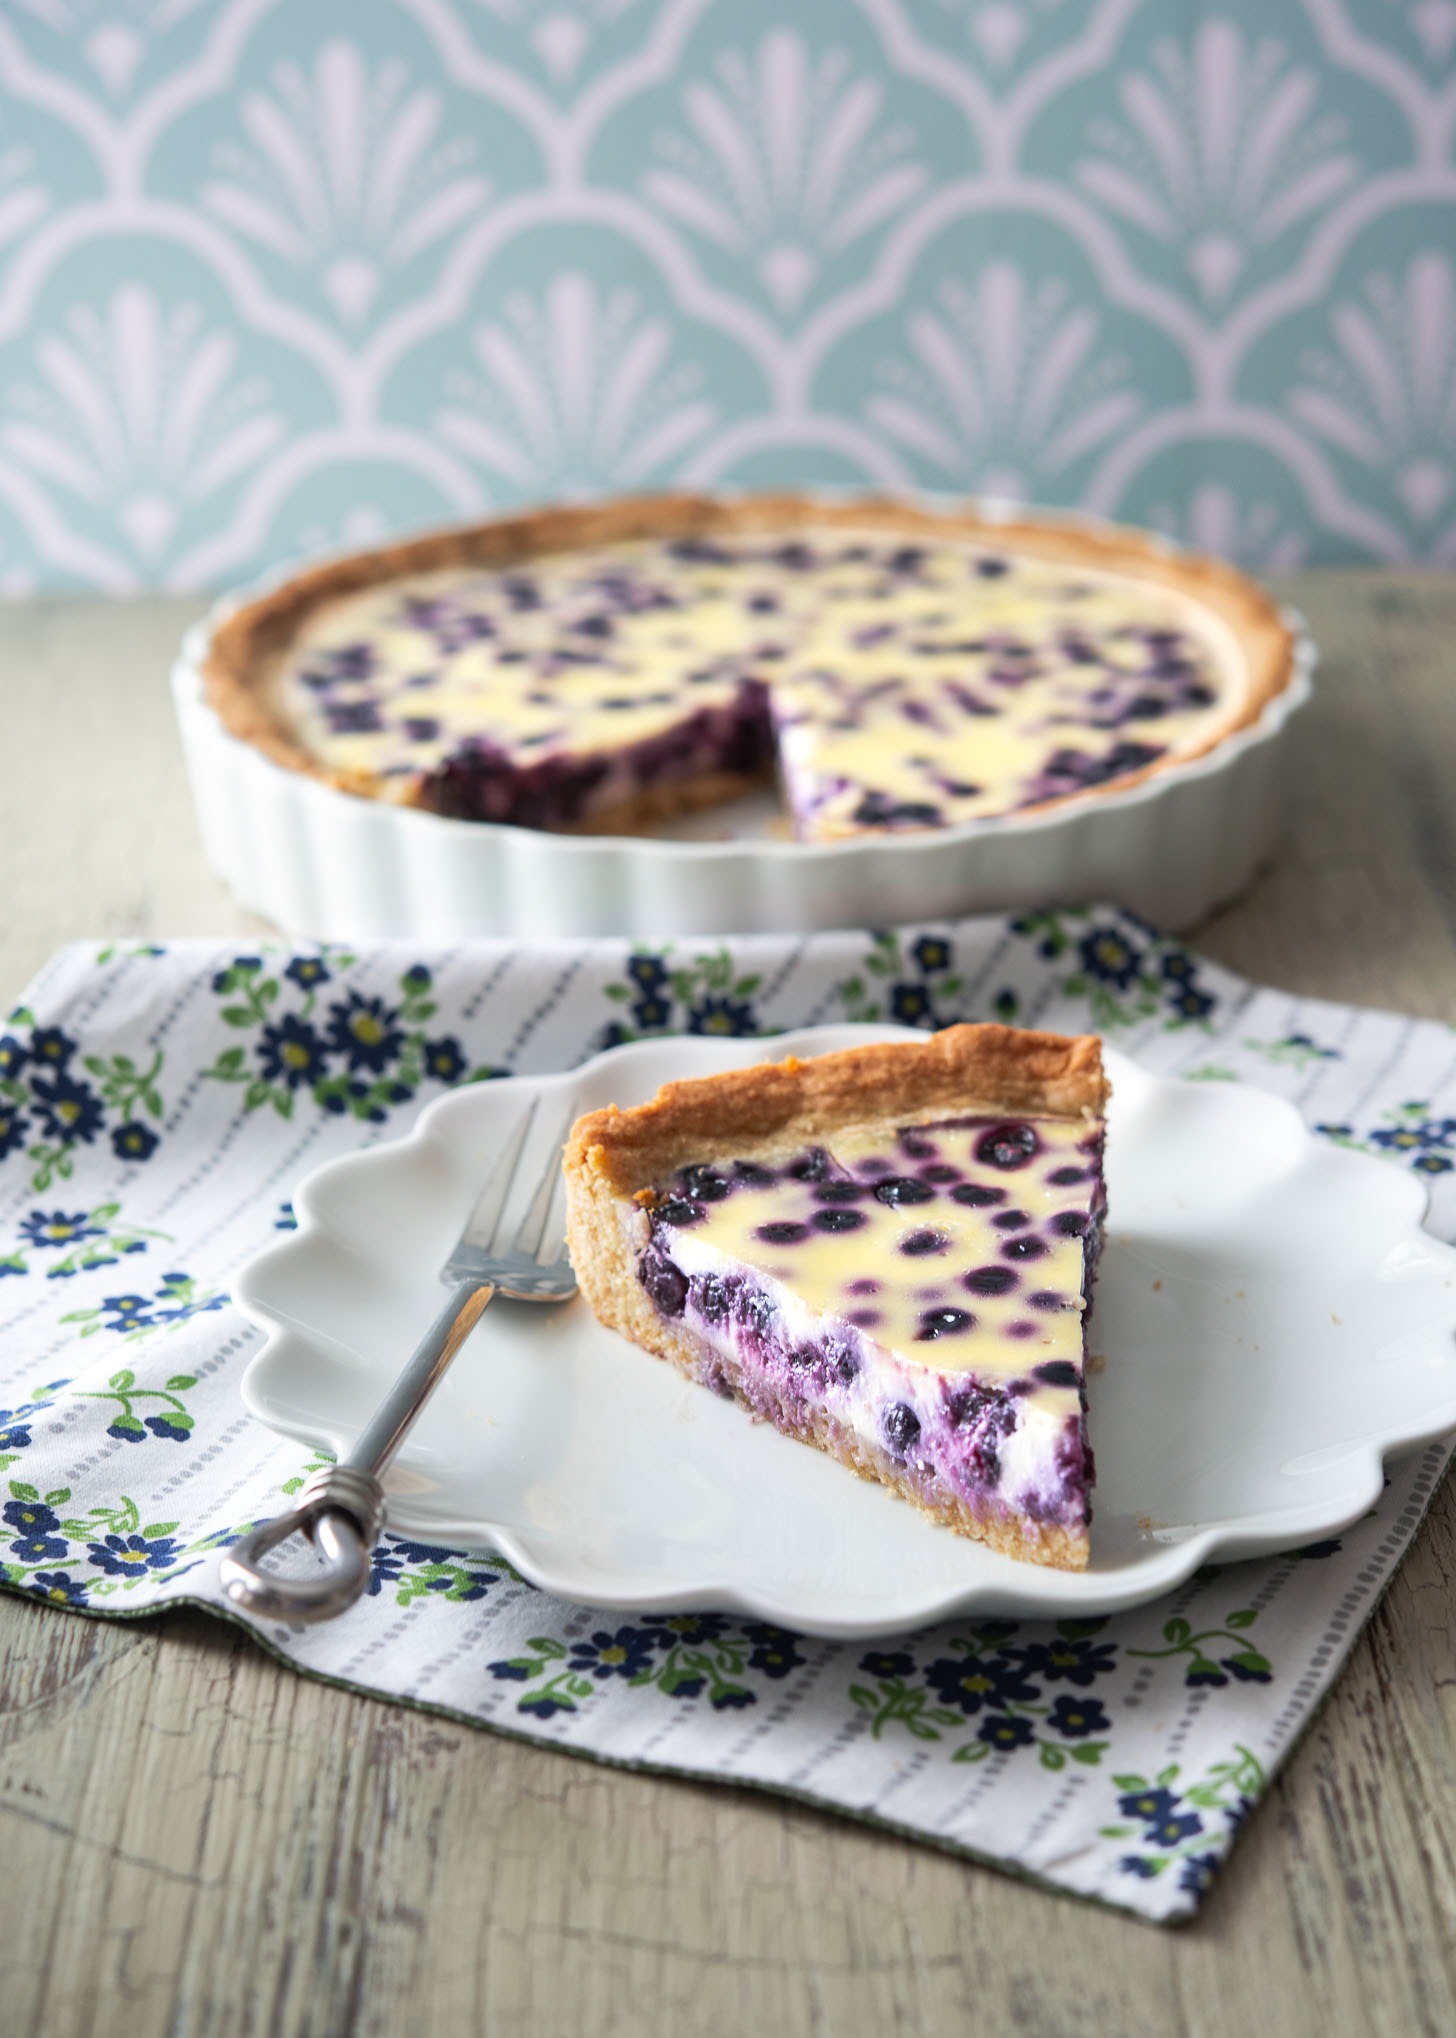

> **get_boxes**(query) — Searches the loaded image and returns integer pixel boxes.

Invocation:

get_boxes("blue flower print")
[710,1685,755,1711]
[890,982,935,1026]
[275,1201,297,1231]
[151,1271,226,1325]
[401,965,433,995]
[911,935,952,973]
[0,1033,28,1080]
[212,955,263,993]
[1169,986,1215,1022]
[1159,950,1197,984]
[30,1071,104,1145]
[1148,1810,1204,1848]
[923,1652,1037,1715]
[626,955,669,991]
[859,1649,916,1680]
[0,1105,29,1162]
[1017,1636,1117,1687]
[687,995,756,1037]
[977,1712,1037,1751]
[143,1414,192,1442]
[28,1027,76,1071]
[325,993,405,1073]
[1414,1153,1454,1176]
[744,1622,806,1679]
[19,1210,104,1251]
[1178,1851,1222,1898]
[641,1612,730,1648]
[1047,1694,1109,1738]
[30,1571,88,1608]
[97,1293,154,1334]
[423,1037,467,1084]
[258,1014,327,1090]
[1078,924,1143,990]
[4,1499,67,1562]
[284,955,332,991]
[1118,1785,1178,1823]
[568,1626,657,1681]
[0,1410,34,1450]
[88,1530,182,1576]
[111,1121,160,1162]
[366,1541,407,1596]
[632,994,673,1030]
[1119,1855,1160,1880]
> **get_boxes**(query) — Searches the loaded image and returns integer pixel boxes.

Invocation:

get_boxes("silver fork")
[220,1097,577,1626]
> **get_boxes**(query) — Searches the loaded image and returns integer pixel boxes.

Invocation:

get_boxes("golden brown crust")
[201,491,1296,816]
[564,1022,1107,1201]
[605,1291,1088,1571]
[561,1023,1101,1572]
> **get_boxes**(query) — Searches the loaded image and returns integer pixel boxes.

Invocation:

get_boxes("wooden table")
[2,575,1454,2037]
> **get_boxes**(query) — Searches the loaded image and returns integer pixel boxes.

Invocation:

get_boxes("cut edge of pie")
[563,1023,1110,1572]
[201,491,1298,839]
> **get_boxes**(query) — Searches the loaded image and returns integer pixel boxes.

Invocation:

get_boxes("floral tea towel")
[0,908,1452,1922]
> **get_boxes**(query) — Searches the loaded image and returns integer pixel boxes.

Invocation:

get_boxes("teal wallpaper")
[0,0,1453,590]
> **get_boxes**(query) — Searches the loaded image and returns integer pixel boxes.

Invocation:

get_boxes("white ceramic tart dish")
[173,493,1315,941]
[233,1027,1456,1634]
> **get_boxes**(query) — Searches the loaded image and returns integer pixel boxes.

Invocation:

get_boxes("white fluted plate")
[234,1027,1456,1636]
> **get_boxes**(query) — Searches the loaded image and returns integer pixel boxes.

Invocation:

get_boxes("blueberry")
[787,1147,832,1182]
[814,1180,865,1203]
[739,1287,776,1336]
[1002,1235,1048,1261]
[874,1176,935,1207]
[734,1160,775,1185]
[1034,1361,1080,1389]
[921,1163,961,1184]
[950,1182,1006,1208]
[846,1276,879,1295]
[947,1387,992,1430]
[756,1220,808,1245]
[992,1208,1031,1230]
[1048,1166,1085,1186]
[975,1123,1040,1171]
[899,1130,936,1160]
[1029,1290,1066,1312]
[638,1250,687,1317]
[830,1342,860,1384]
[883,1402,921,1455]
[680,1164,731,1202]
[899,1228,949,1256]
[1053,1211,1087,1237]
[654,1196,703,1227]
[916,1307,975,1340]
[813,1207,866,1233]
[693,1274,732,1322]
[964,1266,1017,1296]
[787,1346,817,1373]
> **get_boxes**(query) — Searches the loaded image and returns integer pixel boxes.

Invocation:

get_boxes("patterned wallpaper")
[1,0,1454,592]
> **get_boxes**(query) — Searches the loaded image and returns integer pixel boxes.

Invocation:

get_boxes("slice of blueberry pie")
[203,493,1294,841]
[563,1024,1109,1571]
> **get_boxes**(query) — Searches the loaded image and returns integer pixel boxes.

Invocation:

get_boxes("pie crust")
[564,1024,1108,1569]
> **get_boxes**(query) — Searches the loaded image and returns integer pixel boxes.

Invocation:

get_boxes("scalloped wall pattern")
[0,0,1452,590]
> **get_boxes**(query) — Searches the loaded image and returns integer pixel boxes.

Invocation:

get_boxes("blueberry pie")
[563,1024,1108,1570]
[204,494,1294,841]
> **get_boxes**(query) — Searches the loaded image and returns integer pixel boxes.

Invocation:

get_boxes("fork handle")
[220,1280,496,1625]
